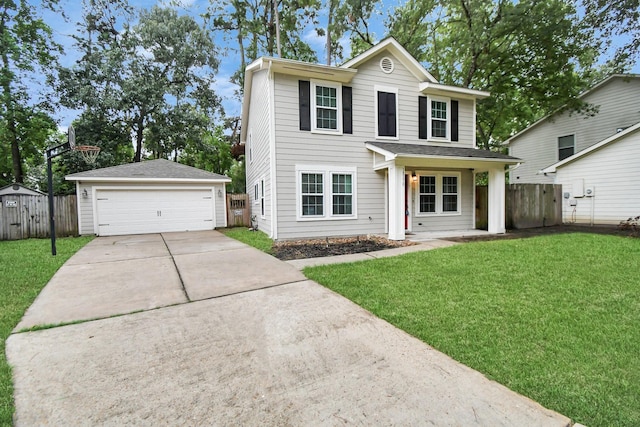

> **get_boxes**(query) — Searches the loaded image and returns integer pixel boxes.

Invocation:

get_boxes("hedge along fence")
[476,184,563,230]
[0,195,78,240]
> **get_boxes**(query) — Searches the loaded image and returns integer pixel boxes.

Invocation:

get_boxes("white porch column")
[388,164,405,240]
[487,167,506,234]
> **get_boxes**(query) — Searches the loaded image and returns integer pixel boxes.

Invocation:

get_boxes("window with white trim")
[248,130,253,163]
[332,173,353,215]
[430,97,449,139]
[312,82,342,132]
[254,182,259,204]
[416,172,461,215]
[297,166,357,220]
[260,179,265,218]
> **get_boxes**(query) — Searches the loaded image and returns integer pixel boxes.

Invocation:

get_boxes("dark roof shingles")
[366,141,520,161]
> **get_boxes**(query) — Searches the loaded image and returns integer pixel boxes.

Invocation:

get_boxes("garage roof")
[66,159,231,183]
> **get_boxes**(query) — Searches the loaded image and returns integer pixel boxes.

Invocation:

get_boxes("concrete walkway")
[6,231,573,426]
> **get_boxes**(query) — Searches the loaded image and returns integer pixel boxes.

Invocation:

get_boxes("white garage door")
[96,189,215,236]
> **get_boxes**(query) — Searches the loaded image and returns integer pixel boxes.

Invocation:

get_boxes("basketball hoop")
[75,145,101,164]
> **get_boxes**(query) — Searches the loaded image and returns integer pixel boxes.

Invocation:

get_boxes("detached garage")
[66,159,231,236]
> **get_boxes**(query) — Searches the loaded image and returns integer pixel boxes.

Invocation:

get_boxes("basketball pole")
[46,141,70,256]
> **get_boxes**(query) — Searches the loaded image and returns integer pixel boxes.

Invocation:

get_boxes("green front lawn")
[220,227,273,254]
[0,237,93,425]
[304,233,640,427]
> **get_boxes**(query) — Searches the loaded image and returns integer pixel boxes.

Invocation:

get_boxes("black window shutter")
[378,92,396,137]
[451,100,459,141]
[418,96,428,139]
[342,86,352,134]
[299,80,311,131]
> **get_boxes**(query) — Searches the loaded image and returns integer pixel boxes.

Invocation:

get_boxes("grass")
[304,233,640,427]
[0,236,93,426]
[220,227,273,254]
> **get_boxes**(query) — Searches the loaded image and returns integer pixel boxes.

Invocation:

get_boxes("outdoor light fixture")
[411,171,417,182]
[218,189,223,198]
[82,189,88,198]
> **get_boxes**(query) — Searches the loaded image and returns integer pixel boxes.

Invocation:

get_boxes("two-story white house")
[506,74,640,225]
[242,38,519,241]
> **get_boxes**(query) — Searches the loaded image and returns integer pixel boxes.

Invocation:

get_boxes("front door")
[405,175,410,230]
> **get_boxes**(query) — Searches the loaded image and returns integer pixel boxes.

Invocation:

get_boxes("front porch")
[366,142,521,241]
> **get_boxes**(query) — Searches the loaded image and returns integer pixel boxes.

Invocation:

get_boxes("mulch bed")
[272,225,638,261]
[273,236,415,261]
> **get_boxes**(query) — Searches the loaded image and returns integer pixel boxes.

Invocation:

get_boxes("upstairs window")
[299,80,351,134]
[315,85,338,130]
[419,97,458,141]
[431,100,448,138]
[558,134,575,161]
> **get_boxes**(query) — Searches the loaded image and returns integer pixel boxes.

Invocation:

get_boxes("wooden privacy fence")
[476,184,562,230]
[226,193,250,227]
[0,195,78,240]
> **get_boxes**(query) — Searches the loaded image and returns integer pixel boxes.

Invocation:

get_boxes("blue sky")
[41,0,638,130]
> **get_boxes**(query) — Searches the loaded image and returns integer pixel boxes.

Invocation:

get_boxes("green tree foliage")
[226,157,246,194]
[181,125,234,175]
[207,0,320,91]
[387,0,600,149]
[0,0,62,183]
[582,0,640,70]
[60,2,222,163]
[323,0,381,64]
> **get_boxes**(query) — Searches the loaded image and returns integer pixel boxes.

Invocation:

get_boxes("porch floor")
[405,229,491,242]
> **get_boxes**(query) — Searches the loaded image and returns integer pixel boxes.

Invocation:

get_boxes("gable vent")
[380,57,394,74]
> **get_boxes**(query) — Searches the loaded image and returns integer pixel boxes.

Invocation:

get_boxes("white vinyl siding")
[509,77,640,183]
[556,129,640,225]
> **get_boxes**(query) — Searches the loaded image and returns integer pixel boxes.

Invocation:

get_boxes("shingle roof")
[65,159,231,181]
[366,142,520,161]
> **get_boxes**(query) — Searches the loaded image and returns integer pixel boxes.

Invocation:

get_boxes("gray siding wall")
[271,52,477,240]
[77,182,94,234]
[556,130,640,225]
[408,169,474,231]
[509,77,640,183]
[245,69,273,236]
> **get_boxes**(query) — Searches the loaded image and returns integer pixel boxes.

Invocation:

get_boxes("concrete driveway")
[6,231,572,426]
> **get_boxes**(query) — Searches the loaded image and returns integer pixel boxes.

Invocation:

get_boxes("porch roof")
[365,142,520,165]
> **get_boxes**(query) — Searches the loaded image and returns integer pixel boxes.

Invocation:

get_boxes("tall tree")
[0,0,62,183]
[323,0,380,64]
[60,3,222,162]
[582,0,640,70]
[388,0,600,149]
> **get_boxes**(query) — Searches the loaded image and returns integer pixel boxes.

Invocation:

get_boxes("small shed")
[66,159,231,236]
[0,183,46,196]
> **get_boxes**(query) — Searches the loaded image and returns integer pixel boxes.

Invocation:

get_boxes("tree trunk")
[326,1,333,65]
[134,117,144,162]
[2,49,24,183]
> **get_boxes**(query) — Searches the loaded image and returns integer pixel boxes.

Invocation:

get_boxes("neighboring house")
[0,183,46,196]
[540,122,640,225]
[506,74,640,225]
[506,74,640,184]
[241,37,519,241]
[66,159,231,236]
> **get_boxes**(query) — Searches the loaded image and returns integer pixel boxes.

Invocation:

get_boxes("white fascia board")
[396,154,519,165]
[65,177,232,183]
[364,143,397,162]
[541,121,640,173]
[419,82,490,99]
